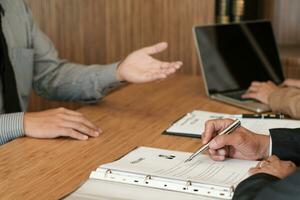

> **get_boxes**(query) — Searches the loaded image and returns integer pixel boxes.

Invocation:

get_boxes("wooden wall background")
[262,0,300,45]
[26,0,215,111]
[261,0,300,79]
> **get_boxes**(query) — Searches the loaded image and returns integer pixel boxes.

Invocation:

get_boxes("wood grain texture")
[262,0,300,79]
[0,75,249,200]
[25,0,215,111]
[280,45,300,78]
[262,0,300,45]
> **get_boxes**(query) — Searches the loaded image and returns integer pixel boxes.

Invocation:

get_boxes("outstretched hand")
[116,42,183,83]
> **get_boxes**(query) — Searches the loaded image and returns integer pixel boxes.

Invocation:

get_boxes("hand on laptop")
[282,79,300,89]
[242,81,279,104]
[202,119,270,161]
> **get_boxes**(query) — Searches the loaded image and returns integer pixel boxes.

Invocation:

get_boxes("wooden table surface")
[0,74,250,200]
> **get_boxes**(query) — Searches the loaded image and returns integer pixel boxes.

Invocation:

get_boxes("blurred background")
[26,0,300,111]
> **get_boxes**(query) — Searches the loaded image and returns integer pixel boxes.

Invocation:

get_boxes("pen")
[184,119,241,163]
[210,114,285,119]
[235,114,285,119]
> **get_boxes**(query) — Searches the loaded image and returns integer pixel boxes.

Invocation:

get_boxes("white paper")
[64,179,215,200]
[166,110,300,136]
[101,147,258,188]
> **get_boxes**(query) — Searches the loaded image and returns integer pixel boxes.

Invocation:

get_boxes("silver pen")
[184,119,241,163]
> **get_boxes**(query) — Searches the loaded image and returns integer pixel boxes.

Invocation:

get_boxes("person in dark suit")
[202,119,300,200]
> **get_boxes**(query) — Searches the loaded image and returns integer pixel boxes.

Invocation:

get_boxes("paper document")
[66,147,259,200]
[64,179,214,200]
[100,147,258,188]
[165,110,300,137]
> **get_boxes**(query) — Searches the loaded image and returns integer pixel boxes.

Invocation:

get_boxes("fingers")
[171,61,183,69]
[242,82,262,98]
[160,61,182,70]
[202,119,234,144]
[146,61,183,81]
[141,42,168,55]
[249,167,263,175]
[61,129,89,141]
[247,82,261,92]
[59,114,101,133]
[209,149,226,161]
[60,121,99,138]
[250,155,280,174]
[209,134,241,150]
[266,155,280,162]
[241,92,258,100]
[243,81,276,95]
[242,81,273,101]
[155,61,182,75]
[159,62,177,75]
[56,107,101,139]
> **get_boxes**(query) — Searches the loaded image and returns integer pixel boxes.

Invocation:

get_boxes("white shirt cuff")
[269,135,273,156]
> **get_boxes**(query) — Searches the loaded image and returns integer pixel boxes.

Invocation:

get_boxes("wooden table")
[0,75,249,200]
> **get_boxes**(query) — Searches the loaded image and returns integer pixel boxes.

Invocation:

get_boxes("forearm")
[268,88,300,119]
[34,62,122,103]
[0,113,25,145]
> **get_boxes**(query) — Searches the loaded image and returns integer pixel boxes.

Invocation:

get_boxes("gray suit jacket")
[0,0,121,145]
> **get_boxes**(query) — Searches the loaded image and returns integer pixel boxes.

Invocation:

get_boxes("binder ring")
[230,186,235,193]
[105,169,112,177]
[144,175,152,183]
[186,180,192,188]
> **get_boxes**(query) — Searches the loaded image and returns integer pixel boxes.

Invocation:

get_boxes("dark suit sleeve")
[233,128,300,200]
[270,128,300,166]
[233,170,300,200]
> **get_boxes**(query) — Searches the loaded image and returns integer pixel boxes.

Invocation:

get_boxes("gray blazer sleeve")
[24,3,122,103]
[0,113,24,145]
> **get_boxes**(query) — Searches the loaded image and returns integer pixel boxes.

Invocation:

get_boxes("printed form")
[166,110,300,136]
[101,147,258,187]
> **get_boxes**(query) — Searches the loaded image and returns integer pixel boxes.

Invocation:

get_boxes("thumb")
[209,134,240,150]
[140,42,168,55]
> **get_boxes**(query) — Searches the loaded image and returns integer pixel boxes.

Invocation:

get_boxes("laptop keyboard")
[222,90,250,101]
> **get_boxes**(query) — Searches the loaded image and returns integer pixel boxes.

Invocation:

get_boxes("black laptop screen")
[194,21,284,94]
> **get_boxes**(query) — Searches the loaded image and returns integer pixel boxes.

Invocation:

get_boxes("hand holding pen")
[185,119,271,162]
[185,119,241,162]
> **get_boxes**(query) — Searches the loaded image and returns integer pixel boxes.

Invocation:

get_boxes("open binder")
[90,168,234,199]
[69,147,258,200]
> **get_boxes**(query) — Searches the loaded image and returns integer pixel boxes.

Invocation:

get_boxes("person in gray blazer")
[0,0,182,145]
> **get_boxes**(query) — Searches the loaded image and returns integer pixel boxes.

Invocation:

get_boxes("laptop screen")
[194,21,284,95]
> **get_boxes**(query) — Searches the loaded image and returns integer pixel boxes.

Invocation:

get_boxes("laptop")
[193,21,284,113]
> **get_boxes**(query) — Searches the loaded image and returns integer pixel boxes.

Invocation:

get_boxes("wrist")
[23,112,30,136]
[259,135,271,159]
[116,62,125,81]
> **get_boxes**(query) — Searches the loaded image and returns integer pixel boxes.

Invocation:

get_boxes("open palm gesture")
[117,42,182,83]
